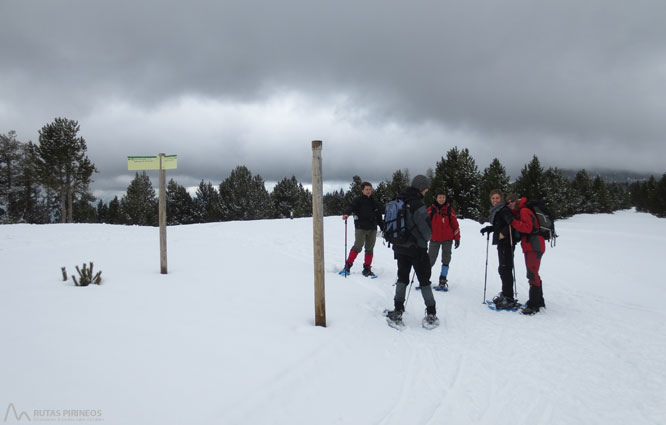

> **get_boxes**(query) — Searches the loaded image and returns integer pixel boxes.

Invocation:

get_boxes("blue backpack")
[383,199,412,247]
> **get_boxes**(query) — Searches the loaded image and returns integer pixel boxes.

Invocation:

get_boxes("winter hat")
[411,175,430,191]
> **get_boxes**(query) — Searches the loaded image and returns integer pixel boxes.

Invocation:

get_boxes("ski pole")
[344,218,348,278]
[483,232,490,303]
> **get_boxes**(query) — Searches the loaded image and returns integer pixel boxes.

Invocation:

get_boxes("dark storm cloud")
[1,0,665,198]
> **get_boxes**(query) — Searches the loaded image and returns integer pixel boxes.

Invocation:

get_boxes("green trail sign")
[127,155,177,170]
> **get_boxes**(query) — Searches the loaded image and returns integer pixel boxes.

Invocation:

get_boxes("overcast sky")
[1,0,665,199]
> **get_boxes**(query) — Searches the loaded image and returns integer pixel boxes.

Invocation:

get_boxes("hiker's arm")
[511,209,534,234]
[413,206,432,242]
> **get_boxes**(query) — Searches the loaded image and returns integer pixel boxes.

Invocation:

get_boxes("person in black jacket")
[385,175,438,328]
[480,189,520,310]
[340,182,384,277]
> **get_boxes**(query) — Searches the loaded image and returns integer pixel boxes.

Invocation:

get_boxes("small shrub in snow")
[71,262,102,286]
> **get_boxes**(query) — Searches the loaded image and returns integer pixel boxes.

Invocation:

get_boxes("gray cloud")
[1,0,665,199]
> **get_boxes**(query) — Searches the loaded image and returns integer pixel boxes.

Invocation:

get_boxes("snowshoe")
[422,313,440,330]
[384,309,405,330]
[434,276,448,292]
[492,294,521,311]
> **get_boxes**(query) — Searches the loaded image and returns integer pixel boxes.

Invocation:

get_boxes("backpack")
[429,203,452,222]
[383,199,412,247]
[525,200,557,246]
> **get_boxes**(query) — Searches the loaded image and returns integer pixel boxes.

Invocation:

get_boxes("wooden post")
[158,153,168,274]
[312,140,326,327]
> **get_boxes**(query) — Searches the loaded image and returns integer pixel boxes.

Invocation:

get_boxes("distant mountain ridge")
[560,168,660,183]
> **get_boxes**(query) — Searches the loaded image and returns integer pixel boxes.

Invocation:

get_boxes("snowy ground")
[1,209,665,425]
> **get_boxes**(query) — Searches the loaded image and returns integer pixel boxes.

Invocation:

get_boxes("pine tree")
[343,175,363,207]
[107,196,124,224]
[512,155,546,201]
[571,170,595,214]
[373,181,389,211]
[607,182,631,212]
[72,193,98,223]
[431,147,481,220]
[644,175,660,216]
[294,183,312,218]
[386,169,410,200]
[591,176,612,214]
[30,118,97,223]
[652,173,666,217]
[121,172,157,225]
[96,199,109,223]
[194,180,222,222]
[323,189,345,216]
[0,131,25,222]
[479,158,511,220]
[218,165,271,221]
[16,142,50,223]
[166,178,196,224]
[271,176,303,218]
[542,167,573,219]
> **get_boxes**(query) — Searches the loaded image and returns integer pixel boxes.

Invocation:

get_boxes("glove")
[480,226,493,235]
[454,240,460,249]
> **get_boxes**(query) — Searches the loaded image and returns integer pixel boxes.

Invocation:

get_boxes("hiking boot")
[438,276,448,291]
[423,313,439,327]
[529,285,546,308]
[338,262,352,275]
[386,309,404,322]
[520,305,540,315]
[362,265,376,278]
[423,307,439,329]
[493,294,520,310]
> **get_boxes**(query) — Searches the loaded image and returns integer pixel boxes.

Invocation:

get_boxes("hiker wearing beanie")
[427,190,461,291]
[340,181,384,277]
[385,174,439,329]
[508,194,547,315]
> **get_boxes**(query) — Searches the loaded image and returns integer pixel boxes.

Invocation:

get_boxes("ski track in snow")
[1,210,666,425]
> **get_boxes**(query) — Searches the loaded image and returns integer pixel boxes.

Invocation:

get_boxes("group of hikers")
[339,174,547,328]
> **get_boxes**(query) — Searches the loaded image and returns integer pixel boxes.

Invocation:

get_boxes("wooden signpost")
[127,153,177,274]
[311,141,326,327]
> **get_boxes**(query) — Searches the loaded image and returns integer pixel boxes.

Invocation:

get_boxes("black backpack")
[525,200,557,246]
[383,198,412,247]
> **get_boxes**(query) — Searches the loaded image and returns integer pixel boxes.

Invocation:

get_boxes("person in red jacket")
[507,194,546,315]
[427,191,461,291]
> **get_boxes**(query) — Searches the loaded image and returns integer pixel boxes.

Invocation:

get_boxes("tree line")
[630,176,666,218]
[1,118,663,225]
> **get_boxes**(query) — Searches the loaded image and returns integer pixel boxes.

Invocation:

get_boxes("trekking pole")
[344,218,348,278]
[483,232,490,303]
[509,224,517,298]
[405,275,414,305]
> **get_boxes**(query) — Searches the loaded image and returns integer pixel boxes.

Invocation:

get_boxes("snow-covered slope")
[1,210,665,425]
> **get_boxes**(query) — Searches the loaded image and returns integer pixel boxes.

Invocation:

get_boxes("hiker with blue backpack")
[507,194,547,315]
[384,175,439,329]
[427,190,461,291]
[340,182,384,278]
